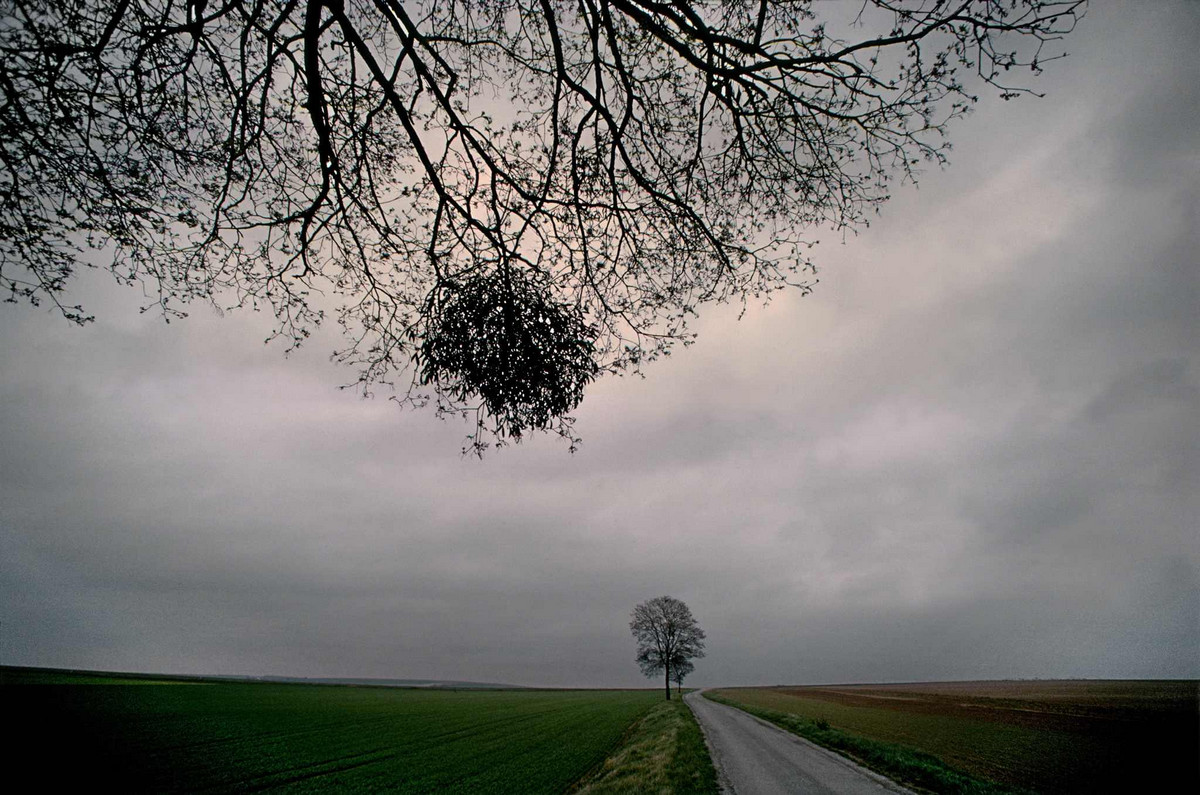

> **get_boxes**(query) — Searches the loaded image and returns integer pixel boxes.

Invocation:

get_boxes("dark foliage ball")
[418,268,600,438]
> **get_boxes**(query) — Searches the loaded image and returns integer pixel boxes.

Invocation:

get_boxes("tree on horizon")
[631,595,705,700]
[672,657,695,698]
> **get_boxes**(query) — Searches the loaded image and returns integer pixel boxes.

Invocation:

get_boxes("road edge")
[683,690,735,794]
[691,690,915,795]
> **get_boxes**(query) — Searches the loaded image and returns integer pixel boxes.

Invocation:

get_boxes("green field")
[5,669,664,793]
[710,681,1199,794]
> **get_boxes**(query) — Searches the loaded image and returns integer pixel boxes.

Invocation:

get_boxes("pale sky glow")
[1,2,1196,687]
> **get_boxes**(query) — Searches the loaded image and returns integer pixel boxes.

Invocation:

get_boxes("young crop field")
[5,669,662,793]
[710,680,1199,794]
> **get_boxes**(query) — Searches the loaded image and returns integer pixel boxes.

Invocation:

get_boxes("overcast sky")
[1,3,1196,687]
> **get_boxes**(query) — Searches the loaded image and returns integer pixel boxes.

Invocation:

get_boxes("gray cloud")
[1,2,1197,686]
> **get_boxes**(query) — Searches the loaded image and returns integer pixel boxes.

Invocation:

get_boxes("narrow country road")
[684,691,913,795]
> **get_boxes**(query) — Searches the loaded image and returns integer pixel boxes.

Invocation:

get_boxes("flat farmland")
[711,680,1198,794]
[5,671,662,793]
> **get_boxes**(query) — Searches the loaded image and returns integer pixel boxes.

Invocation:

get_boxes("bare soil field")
[778,679,1196,734]
[714,680,1198,794]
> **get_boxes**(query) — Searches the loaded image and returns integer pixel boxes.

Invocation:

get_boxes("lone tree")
[0,1,1084,451]
[631,595,705,700]
[671,656,695,698]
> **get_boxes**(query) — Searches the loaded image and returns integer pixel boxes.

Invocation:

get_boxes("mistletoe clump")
[418,268,599,442]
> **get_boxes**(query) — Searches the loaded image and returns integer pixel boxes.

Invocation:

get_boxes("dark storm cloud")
[1,2,1196,685]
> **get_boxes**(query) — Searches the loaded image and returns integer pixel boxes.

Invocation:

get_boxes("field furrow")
[6,676,662,793]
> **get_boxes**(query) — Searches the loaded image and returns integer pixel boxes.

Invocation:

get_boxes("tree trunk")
[664,660,671,700]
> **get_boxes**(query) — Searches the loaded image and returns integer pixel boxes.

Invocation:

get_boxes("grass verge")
[570,694,720,794]
[703,692,1033,795]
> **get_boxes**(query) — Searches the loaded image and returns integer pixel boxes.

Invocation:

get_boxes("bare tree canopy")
[631,595,705,699]
[0,0,1084,451]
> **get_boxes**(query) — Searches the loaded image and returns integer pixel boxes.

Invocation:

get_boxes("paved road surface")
[685,691,913,795]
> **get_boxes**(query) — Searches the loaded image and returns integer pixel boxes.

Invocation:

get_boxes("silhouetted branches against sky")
[0,0,1082,451]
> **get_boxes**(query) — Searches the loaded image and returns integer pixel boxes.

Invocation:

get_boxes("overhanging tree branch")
[0,0,1084,452]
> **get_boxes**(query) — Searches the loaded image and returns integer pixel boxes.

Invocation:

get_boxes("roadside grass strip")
[703,692,1032,795]
[571,694,720,794]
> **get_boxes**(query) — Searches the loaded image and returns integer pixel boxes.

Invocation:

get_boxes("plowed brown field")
[713,680,1198,794]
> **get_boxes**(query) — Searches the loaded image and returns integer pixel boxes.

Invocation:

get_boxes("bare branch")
[0,0,1086,450]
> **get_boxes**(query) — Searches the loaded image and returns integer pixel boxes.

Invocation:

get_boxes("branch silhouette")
[0,0,1083,451]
